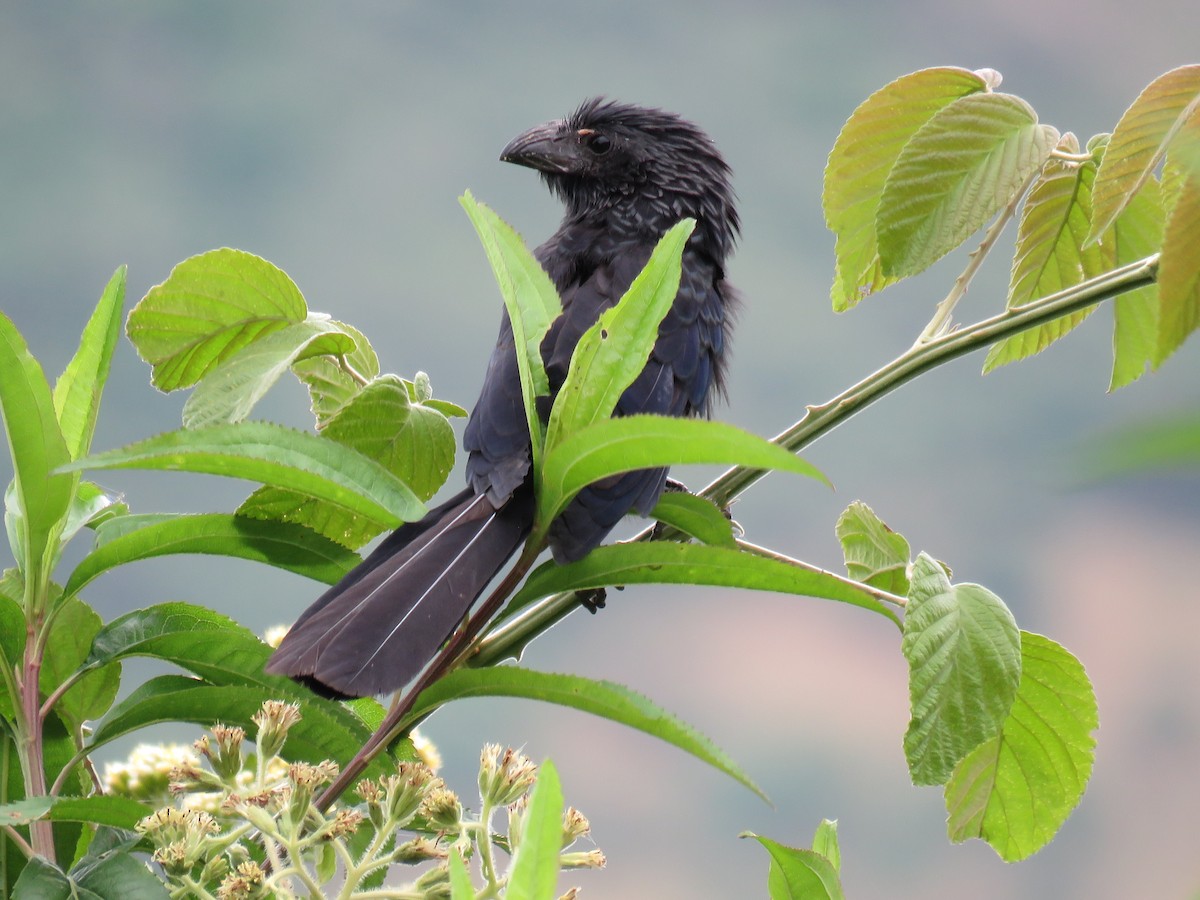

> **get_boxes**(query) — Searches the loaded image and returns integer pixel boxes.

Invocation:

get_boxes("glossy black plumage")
[267,98,740,698]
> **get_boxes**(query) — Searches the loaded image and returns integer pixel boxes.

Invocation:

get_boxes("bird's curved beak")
[500,120,577,174]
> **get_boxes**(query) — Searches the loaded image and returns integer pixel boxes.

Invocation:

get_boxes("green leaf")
[1108,171,1166,389]
[238,375,456,548]
[648,491,736,547]
[65,513,358,598]
[902,554,1021,786]
[182,317,357,428]
[1089,65,1200,241]
[811,819,840,874]
[61,421,425,528]
[0,588,23,719]
[411,666,768,802]
[502,542,900,626]
[507,758,562,900]
[0,796,53,826]
[1156,172,1200,365]
[877,92,1058,279]
[983,134,1110,371]
[12,857,76,900]
[0,311,74,588]
[60,482,126,547]
[742,833,844,900]
[537,415,828,533]
[72,848,171,899]
[448,848,473,900]
[41,595,121,732]
[461,191,562,474]
[127,248,309,391]
[944,631,1098,861]
[546,219,695,450]
[0,795,152,832]
[824,66,990,310]
[835,501,910,595]
[53,267,126,461]
[292,320,381,425]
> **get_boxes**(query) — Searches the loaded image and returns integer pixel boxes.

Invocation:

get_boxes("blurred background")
[2,2,1198,896]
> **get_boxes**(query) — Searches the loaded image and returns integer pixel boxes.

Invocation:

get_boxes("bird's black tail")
[266,486,533,698]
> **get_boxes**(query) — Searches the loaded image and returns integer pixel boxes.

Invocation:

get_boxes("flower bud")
[559,849,606,870]
[252,700,302,759]
[478,744,537,807]
[561,806,590,847]
[382,761,437,824]
[418,786,462,831]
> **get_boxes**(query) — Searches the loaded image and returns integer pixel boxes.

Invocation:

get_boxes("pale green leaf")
[878,92,1058,278]
[945,631,1097,861]
[448,848,473,900]
[902,554,1022,785]
[649,491,736,547]
[127,248,308,391]
[824,66,989,309]
[41,595,120,732]
[1109,174,1166,389]
[811,819,840,874]
[835,501,910,595]
[292,319,381,425]
[507,758,562,900]
[1089,64,1200,242]
[1155,173,1200,365]
[742,833,844,900]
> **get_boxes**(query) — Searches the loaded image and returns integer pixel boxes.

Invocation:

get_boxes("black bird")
[267,98,740,698]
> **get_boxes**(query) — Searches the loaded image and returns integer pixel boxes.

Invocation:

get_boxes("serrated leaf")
[411,666,767,801]
[237,376,455,548]
[811,819,840,874]
[1155,173,1200,364]
[649,491,736,547]
[945,631,1097,861]
[128,248,308,391]
[877,92,1058,279]
[41,595,121,732]
[1109,176,1166,389]
[53,267,125,461]
[984,136,1110,371]
[1089,65,1200,242]
[182,317,357,428]
[824,66,990,310]
[292,319,381,425]
[508,758,562,900]
[501,542,899,627]
[65,513,358,598]
[546,218,694,451]
[835,501,910,595]
[461,191,562,473]
[61,421,425,528]
[742,833,844,900]
[537,415,828,534]
[0,311,74,587]
[902,554,1022,786]
[0,795,152,832]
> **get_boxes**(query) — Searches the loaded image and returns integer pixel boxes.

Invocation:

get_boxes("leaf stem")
[735,539,907,608]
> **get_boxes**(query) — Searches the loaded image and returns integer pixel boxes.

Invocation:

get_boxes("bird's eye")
[585,132,611,155]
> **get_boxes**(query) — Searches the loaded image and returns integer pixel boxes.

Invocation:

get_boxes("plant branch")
[735,539,908,608]
[469,254,1160,668]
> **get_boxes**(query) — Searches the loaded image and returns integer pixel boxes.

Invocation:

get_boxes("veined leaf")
[53,267,125,461]
[507,758,562,900]
[902,554,1021,786]
[984,134,1109,372]
[0,795,151,832]
[824,66,990,310]
[742,832,844,900]
[128,248,308,391]
[410,666,767,801]
[878,92,1058,279]
[461,192,562,473]
[835,501,910,595]
[649,491,736,547]
[65,513,358,598]
[182,317,357,428]
[1089,64,1200,242]
[41,595,120,733]
[502,542,899,625]
[1156,173,1200,365]
[945,631,1097,861]
[292,319,381,425]
[811,819,841,875]
[60,421,425,528]
[546,219,694,449]
[537,415,828,532]
[1109,172,1166,390]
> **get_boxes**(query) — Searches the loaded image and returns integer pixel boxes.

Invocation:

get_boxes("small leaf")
[292,319,381,425]
[411,667,767,802]
[824,66,990,309]
[742,832,844,900]
[41,595,120,732]
[902,554,1022,786]
[649,491,736,547]
[502,542,900,626]
[0,795,153,832]
[65,513,358,598]
[811,819,840,874]
[448,848,473,900]
[182,318,357,428]
[54,267,126,461]
[877,92,1058,278]
[507,758,563,900]
[1089,64,1200,241]
[546,219,695,450]
[1155,173,1200,365]
[61,421,426,528]
[537,415,828,533]
[944,631,1097,861]
[835,501,910,595]
[60,482,126,547]
[0,796,54,826]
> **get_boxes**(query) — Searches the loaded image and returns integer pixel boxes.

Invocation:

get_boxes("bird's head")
[501,97,739,259]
